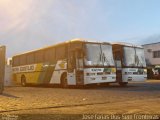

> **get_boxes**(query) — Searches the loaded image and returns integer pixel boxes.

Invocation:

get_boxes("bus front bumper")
[84,74,116,85]
[122,74,147,82]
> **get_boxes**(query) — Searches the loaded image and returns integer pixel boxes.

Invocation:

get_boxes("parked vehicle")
[12,39,116,87]
[112,42,147,86]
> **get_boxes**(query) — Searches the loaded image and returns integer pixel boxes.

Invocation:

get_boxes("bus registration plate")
[102,77,107,80]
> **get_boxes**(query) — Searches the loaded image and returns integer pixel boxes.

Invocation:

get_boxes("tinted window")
[13,56,19,66]
[27,53,35,64]
[44,47,55,62]
[20,55,26,65]
[35,51,44,63]
[56,45,66,60]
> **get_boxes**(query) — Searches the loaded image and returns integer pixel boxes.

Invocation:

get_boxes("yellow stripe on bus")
[13,63,44,84]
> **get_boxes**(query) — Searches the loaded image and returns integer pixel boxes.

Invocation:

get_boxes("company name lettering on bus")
[13,67,20,73]
[13,65,35,73]
[20,65,35,72]
[91,68,103,72]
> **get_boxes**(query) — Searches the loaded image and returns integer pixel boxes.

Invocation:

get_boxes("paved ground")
[0,80,160,120]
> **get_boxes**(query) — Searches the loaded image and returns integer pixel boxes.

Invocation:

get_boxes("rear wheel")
[61,74,68,88]
[119,82,128,87]
[21,75,27,87]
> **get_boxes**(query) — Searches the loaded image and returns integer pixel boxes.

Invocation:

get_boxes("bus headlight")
[111,68,116,74]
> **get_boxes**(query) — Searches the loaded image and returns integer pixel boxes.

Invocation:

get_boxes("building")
[142,42,160,79]
[4,58,15,86]
[142,42,160,66]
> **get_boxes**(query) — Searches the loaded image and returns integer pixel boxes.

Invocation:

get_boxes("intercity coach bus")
[112,42,147,86]
[12,39,116,87]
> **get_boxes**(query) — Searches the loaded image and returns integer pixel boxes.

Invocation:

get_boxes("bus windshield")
[123,47,146,67]
[85,43,115,66]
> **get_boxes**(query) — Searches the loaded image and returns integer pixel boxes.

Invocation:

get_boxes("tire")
[21,75,27,87]
[119,82,128,87]
[61,74,68,88]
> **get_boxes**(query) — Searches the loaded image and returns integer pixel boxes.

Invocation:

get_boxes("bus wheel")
[119,82,128,87]
[61,74,68,88]
[21,75,27,87]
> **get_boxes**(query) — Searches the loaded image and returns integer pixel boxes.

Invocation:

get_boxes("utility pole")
[0,46,6,94]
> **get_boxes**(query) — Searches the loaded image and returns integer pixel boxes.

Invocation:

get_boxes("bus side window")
[55,45,66,60]
[20,55,26,66]
[35,50,44,63]
[27,53,35,64]
[13,56,19,67]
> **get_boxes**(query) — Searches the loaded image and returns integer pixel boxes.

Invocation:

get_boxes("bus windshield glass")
[123,46,146,67]
[85,43,115,66]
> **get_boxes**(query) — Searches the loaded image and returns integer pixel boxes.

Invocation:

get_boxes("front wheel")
[61,74,68,88]
[119,82,128,87]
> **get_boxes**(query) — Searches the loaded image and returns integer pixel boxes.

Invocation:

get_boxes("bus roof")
[112,42,143,48]
[66,38,110,44]
[13,38,111,57]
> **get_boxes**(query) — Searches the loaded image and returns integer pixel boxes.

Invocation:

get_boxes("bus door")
[75,49,84,85]
[67,50,76,85]
[114,51,122,83]
[67,49,84,85]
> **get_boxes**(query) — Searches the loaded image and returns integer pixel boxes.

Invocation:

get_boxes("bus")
[112,42,147,86]
[12,39,116,87]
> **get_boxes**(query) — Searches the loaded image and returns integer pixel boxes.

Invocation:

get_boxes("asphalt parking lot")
[0,80,160,120]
